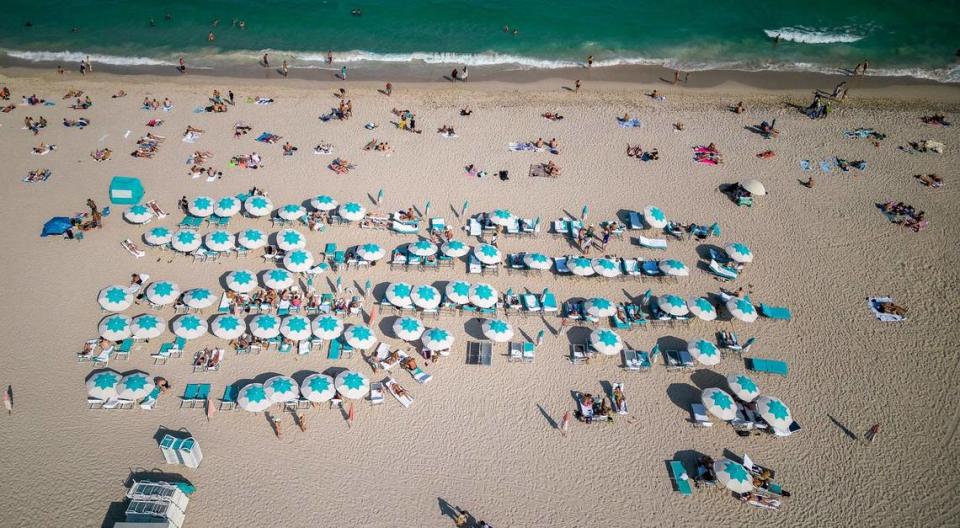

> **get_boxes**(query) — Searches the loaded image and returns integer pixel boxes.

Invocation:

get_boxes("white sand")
[1,71,959,527]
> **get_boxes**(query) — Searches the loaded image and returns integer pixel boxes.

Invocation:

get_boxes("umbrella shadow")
[536,404,558,429]
[378,315,403,340]
[565,326,591,345]
[541,316,559,336]
[666,382,700,413]
[672,448,708,470]
[366,192,378,206]
[655,335,687,351]
[828,414,858,440]
[689,369,726,391]
[463,317,486,340]
[695,243,724,261]
[450,203,461,220]
[290,369,317,384]
[370,281,390,301]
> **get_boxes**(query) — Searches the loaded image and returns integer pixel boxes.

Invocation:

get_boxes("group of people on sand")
[914,173,943,188]
[578,392,614,422]
[132,132,165,158]
[694,143,722,164]
[576,223,620,254]
[63,116,90,128]
[24,115,48,135]
[392,108,422,133]
[70,95,93,110]
[192,347,223,370]
[142,97,172,111]
[363,138,392,154]
[880,201,927,232]
[626,144,658,161]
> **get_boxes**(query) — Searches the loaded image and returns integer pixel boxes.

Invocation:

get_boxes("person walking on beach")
[673,70,680,84]
[327,49,333,64]
[574,79,581,92]
[561,410,571,436]
[282,60,288,77]
[262,53,269,67]
[461,66,468,81]
[85,56,92,72]
[865,423,880,442]
[340,65,347,80]
[228,90,234,105]
[178,57,186,74]
[4,386,12,415]
[79,60,86,76]
[587,55,593,68]
[385,82,392,96]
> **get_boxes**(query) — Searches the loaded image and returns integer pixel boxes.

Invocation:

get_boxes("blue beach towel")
[618,118,642,128]
[799,160,810,171]
[819,160,832,173]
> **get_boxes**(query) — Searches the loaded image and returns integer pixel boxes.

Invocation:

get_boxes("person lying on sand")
[185,125,204,134]
[63,89,83,99]
[460,107,473,116]
[920,114,950,127]
[542,111,564,120]
[112,90,126,98]
[282,141,298,156]
[545,160,561,176]
[915,174,943,188]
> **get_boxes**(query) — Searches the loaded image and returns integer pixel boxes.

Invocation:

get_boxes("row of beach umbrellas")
[237,370,370,411]
[656,294,758,323]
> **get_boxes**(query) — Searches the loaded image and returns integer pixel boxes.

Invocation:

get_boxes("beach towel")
[868,297,905,322]
[819,160,832,173]
[255,97,274,105]
[365,122,378,130]
[529,164,551,178]
[43,101,55,106]
[162,104,174,112]
[182,131,200,143]
[23,169,51,183]
[255,132,279,143]
[799,160,810,171]
[617,118,642,128]
[509,142,539,152]
[192,106,205,114]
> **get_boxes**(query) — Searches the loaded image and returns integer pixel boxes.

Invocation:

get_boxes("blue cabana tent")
[41,217,73,237]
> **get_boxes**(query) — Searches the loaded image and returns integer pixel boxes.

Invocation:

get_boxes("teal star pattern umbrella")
[262,269,294,290]
[357,243,385,261]
[98,285,132,312]
[211,314,246,339]
[726,297,758,323]
[714,458,754,493]
[244,195,273,217]
[441,240,469,257]
[473,244,501,265]
[592,258,621,278]
[132,314,165,339]
[237,383,272,412]
[171,230,202,252]
[523,252,552,270]
[311,315,344,340]
[124,204,153,224]
[469,283,498,308]
[688,297,718,321]
[189,196,214,217]
[726,373,760,402]
[145,281,180,306]
[283,249,314,272]
[310,194,338,211]
[339,202,366,221]
[281,315,312,340]
[214,196,241,217]
[656,295,689,316]
[411,285,441,309]
[117,371,153,400]
[279,203,306,220]
[643,205,667,228]
[144,226,172,246]
[687,339,721,366]
[725,242,754,263]
[701,388,737,420]
[445,280,471,304]
[264,375,300,403]
[569,257,595,276]
[237,228,267,249]
[205,230,235,252]
[226,269,256,293]
[386,282,414,307]
[482,319,514,342]
[589,328,623,355]
[659,259,689,277]
[585,297,616,317]
[335,370,370,399]
[756,396,793,431]
[99,314,132,341]
[393,316,425,341]
[183,288,215,309]
[409,239,438,257]
[86,370,121,399]
[301,373,336,402]
[250,314,281,339]
[344,324,376,350]
[276,229,305,251]
[173,314,208,339]
[422,327,454,351]
[489,209,515,226]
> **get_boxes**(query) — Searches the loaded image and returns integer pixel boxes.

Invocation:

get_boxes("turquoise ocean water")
[1,0,958,81]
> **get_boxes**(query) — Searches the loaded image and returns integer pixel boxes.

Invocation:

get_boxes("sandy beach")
[0,67,959,527]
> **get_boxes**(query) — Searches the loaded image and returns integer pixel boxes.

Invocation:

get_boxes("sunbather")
[112,90,126,98]
[542,111,564,120]
[916,174,943,188]
[920,114,951,127]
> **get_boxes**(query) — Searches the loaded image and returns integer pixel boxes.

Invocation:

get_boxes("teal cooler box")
[109,176,145,205]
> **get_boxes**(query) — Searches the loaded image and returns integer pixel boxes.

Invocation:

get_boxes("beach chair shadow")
[99,500,128,528]
[672,449,707,470]
[536,403,558,429]
[666,383,700,412]
[828,414,859,440]
[151,426,191,445]
[437,498,460,521]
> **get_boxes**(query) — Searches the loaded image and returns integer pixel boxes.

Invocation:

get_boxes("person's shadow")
[437,498,475,524]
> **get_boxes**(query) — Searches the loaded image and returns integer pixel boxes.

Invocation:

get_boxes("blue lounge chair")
[328,339,342,360]
[220,385,238,410]
[746,357,788,376]
[760,304,792,320]
[669,461,693,496]
[627,211,644,230]
[324,242,337,255]
[541,289,559,312]
[707,259,738,281]
[641,260,664,277]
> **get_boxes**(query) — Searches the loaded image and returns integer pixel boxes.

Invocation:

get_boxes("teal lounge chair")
[760,304,792,320]
[174,337,186,350]
[707,259,738,281]
[180,384,199,408]
[746,357,788,376]
[195,384,211,404]
[328,339,342,360]
[324,242,337,255]
[333,250,346,270]
[178,215,203,230]
[669,461,693,496]
[541,289,559,312]
[115,338,133,359]
[220,385,238,410]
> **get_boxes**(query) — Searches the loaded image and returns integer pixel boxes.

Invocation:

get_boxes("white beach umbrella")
[146,281,180,306]
[408,239,438,257]
[183,288,215,310]
[656,294,689,317]
[489,209,515,226]
[335,370,370,400]
[344,324,376,350]
[393,316,426,341]
[226,269,257,293]
[264,375,300,403]
[445,280,471,305]
[244,195,273,217]
[262,269,294,290]
[173,314,208,339]
[469,283,498,308]
[725,242,754,263]
[276,229,306,251]
[237,383,272,412]
[592,258,621,278]
[278,203,306,221]
[357,243,385,261]
[310,194,338,211]
[116,371,154,400]
[569,256,596,276]
[590,328,623,356]
[312,315,344,340]
[422,327,455,351]
[283,249,314,272]
[482,319,514,342]
[701,388,738,421]
[131,314,165,340]
[714,458,754,493]
[726,373,761,403]
[301,373,336,402]
[214,196,241,217]
[688,339,722,366]
[741,179,766,196]
[523,252,552,270]
[99,314,132,341]
[124,204,153,224]
[237,228,267,250]
[659,259,689,277]
[98,285,132,312]
[643,205,668,228]
[411,284,442,309]
[756,396,793,432]
[205,230,235,252]
[339,202,366,222]
[280,315,312,341]
[473,244,502,265]
[171,230,202,252]
[249,314,281,339]
[188,196,215,217]
[688,297,718,321]
[727,297,758,323]
[585,297,616,318]
[86,370,121,400]
[386,282,414,307]
[144,226,172,246]
[441,240,470,258]
[211,314,246,340]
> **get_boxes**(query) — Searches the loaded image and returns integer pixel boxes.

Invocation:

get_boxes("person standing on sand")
[57,64,64,75]
[327,50,333,64]
[179,57,186,74]
[587,55,593,68]
[574,79,581,92]
[79,61,86,76]
[340,65,347,80]
[461,66,468,81]
[385,82,392,96]
[673,70,680,84]
[228,90,234,105]
[4,386,11,415]
[282,60,288,77]
[262,53,269,67]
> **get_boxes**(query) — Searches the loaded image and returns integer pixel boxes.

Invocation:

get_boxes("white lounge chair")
[369,382,384,405]
[691,403,712,427]
[384,377,414,408]
[637,235,668,250]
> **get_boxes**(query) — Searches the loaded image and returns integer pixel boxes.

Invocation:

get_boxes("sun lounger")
[691,403,713,427]
[468,254,482,274]
[707,259,738,280]
[180,384,199,408]
[115,338,133,360]
[392,221,419,234]
[541,290,558,312]
[745,357,788,376]
[622,349,651,371]
[369,382,384,405]
[379,347,409,371]
[139,388,159,410]
[610,383,628,415]
[637,235,668,250]
[409,367,433,384]
[628,211,644,230]
[669,461,693,496]
[554,256,571,275]
[327,339,343,360]
[466,341,493,365]
[92,347,112,367]
[760,304,792,320]
[569,344,589,364]
[665,349,695,371]
[640,260,664,279]
[384,377,414,408]
[220,385,238,410]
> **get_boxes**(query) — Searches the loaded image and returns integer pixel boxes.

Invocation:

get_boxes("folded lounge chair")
[622,349,651,371]
[637,235,668,250]
[627,211,644,230]
[466,341,493,366]
[745,357,788,376]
